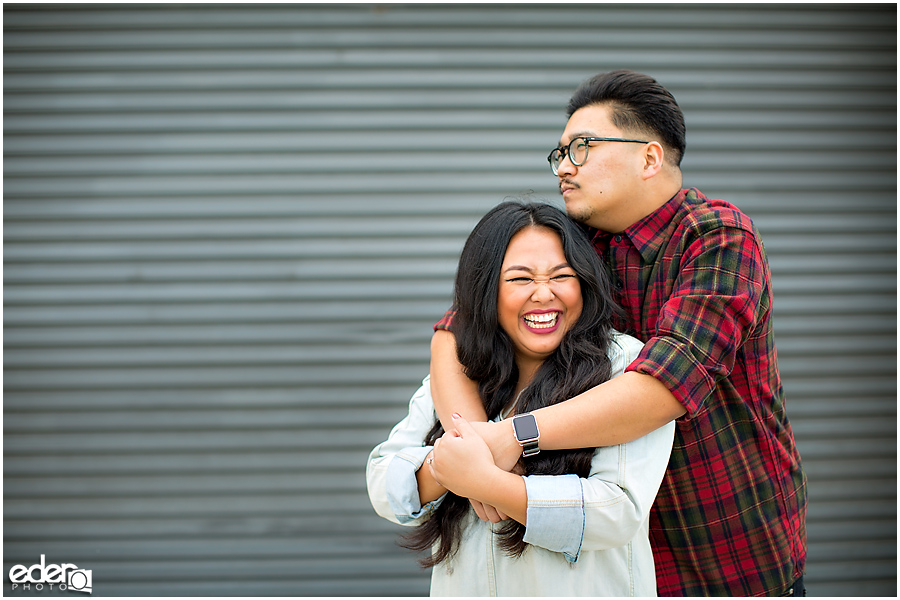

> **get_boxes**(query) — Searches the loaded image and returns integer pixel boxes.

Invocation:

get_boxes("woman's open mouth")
[523,311,560,331]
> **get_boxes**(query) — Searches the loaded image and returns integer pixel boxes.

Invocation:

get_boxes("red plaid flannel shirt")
[435,189,807,595]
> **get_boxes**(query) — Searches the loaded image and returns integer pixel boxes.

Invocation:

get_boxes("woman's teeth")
[524,312,559,329]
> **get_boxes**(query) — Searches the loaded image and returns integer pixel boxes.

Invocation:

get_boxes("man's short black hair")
[567,70,686,167]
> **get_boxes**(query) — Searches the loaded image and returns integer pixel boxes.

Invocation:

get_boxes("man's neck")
[640,162,683,217]
[609,171,682,234]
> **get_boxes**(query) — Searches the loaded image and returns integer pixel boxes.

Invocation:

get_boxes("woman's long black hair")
[402,201,622,567]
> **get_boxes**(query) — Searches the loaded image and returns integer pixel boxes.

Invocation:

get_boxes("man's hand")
[468,499,508,523]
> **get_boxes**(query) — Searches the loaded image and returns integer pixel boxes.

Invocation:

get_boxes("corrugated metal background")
[3,3,895,597]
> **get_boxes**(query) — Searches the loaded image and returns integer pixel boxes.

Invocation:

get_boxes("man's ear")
[641,141,665,180]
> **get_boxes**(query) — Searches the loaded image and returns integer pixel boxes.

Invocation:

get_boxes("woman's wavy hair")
[402,201,621,567]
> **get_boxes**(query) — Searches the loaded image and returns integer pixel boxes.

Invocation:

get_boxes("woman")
[366,202,674,596]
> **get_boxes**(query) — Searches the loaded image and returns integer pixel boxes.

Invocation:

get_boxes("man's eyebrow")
[558,131,596,146]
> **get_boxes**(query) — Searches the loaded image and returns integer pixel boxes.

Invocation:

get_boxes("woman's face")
[497,226,584,373]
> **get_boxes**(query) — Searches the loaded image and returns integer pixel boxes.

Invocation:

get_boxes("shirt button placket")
[610,236,626,292]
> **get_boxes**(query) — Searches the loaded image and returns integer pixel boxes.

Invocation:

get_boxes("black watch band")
[520,439,540,457]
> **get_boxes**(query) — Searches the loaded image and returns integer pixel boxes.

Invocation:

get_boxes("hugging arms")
[366,202,673,596]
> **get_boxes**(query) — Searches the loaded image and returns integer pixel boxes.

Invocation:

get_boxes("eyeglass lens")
[549,137,591,175]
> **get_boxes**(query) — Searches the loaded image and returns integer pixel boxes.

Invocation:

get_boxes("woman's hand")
[429,414,528,526]
[429,414,498,501]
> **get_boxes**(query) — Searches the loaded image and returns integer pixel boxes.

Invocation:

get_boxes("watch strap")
[521,440,540,457]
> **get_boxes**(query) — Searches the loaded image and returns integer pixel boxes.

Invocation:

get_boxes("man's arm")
[469,371,685,472]
[538,371,684,449]
[429,415,528,525]
[431,327,685,470]
[430,330,487,431]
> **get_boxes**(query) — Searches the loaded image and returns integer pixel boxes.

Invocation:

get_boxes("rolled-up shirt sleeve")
[384,445,442,523]
[522,420,674,563]
[367,377,446,526]
[522,474,585,561]
[626,225,767,418]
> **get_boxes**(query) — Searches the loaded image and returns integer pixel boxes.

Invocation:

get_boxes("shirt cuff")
[522,474,585,563]
[385,445,444,523]
[627,335,715,417]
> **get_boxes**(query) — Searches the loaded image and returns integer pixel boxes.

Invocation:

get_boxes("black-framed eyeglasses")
[547,136,649,175]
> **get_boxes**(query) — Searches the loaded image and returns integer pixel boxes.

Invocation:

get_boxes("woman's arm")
[523,419,676,562]
[366,377,447,525]
[415,450,446,504]
[429,412,676,559]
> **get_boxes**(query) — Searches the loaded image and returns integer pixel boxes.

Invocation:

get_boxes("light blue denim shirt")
[366,330,675,596]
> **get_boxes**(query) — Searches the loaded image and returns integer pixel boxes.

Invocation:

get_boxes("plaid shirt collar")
[588,188,689,262]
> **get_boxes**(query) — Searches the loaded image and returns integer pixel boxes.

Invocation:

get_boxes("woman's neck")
[510,359,541,411]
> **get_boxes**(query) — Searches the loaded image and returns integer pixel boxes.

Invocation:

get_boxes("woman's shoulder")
[607,329,644,377]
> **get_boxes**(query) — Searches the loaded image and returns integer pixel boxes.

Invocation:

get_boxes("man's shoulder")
[678,188,756,235]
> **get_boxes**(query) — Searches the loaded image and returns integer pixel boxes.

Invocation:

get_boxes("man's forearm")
[474,371,686,470]
[431,330,684,464]
[536,371,685,449]
[430,330,488,431]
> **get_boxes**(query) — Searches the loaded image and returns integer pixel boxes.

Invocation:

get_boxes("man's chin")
[564,203,592,225]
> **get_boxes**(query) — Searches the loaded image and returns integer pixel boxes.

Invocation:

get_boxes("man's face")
[555,104,647,233]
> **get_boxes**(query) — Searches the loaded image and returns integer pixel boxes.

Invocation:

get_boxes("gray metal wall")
[4,3,896,597]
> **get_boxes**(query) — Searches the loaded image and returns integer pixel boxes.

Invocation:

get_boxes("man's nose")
[556,150,577,177]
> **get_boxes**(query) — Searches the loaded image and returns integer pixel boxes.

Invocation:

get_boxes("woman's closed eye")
[505,273,577,284]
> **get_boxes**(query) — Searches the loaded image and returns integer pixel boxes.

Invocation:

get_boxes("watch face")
[514,415,539,440]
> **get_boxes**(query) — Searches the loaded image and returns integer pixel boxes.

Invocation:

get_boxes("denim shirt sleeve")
[521,424,674,564]
[522,474,585,561]
[384,445,444,523]
[366,376,446,526]
[521,331,674,563]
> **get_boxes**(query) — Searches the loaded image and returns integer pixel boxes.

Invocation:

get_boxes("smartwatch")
[512,413,540,457]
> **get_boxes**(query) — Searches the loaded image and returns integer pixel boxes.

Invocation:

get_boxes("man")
[429,70,807,596]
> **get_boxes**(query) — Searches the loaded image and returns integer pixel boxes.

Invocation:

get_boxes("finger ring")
[426,457,433,465]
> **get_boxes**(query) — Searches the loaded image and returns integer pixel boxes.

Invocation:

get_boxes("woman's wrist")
[476,468,527,525]
[416,450,447,504]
